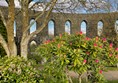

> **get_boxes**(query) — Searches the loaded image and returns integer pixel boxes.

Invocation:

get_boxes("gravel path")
[103,71,118,80]
[68,70,118,81]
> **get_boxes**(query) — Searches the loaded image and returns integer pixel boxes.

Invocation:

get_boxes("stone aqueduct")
[28,12,118,45]
[0,7,118,47]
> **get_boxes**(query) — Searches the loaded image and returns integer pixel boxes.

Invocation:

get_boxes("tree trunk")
[20,1,29,59]
[21,39,28,60]
[6,0,17,56]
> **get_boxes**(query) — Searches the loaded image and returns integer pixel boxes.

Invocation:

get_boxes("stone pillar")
[71,15,80,34]
[54,14,65,36]
[87,20,97,38]
[36,19,48,43]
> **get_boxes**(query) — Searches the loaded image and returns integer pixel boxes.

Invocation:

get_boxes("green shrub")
[0,56,41,83]
[0,56,68,83]
[36,32,118,83]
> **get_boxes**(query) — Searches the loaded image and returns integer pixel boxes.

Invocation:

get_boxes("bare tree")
[0,0,110,59]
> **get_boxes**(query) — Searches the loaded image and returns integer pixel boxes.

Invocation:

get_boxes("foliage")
[28,44,42,63]
[36,32,118,83]
[0,56,68,83]
[0,56,41,83]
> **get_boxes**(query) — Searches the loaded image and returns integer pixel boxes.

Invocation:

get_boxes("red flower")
[109,43,113,48]
[83,59,87,64]
[79,31,83,35]
[94,43,97,47]
[99,70,103,74]
[95,59,99,63]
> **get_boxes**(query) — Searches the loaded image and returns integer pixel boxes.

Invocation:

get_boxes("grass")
[107,80,118,83]
[106,66,118,71]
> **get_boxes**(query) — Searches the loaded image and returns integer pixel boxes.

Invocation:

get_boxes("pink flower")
[109,54,112,57]
[83,59,87,64]
[109,43,113,48]
[70,42,72,45]
[115,48,118,51]
[47,40,50,43]
[58,44,61,48]
[95,59,99,63]
[96,37,99,41]
[102,38,106,42]
[52,40,55,42]
[116,55,118,58]
[59,34,62,38]
[85,37,90,41]
[79,31,83,35]
[76,32,79,35]
[86,52,90,55]
[99,46,103,48]
[44,40,50,44]
[94,43,97,47]
[99,70,103,74]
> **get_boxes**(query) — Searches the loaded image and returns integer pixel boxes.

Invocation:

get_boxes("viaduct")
[28,11,118,46]
[0,6,118,47]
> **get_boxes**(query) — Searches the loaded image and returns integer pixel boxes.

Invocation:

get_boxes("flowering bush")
[36,32,118,83]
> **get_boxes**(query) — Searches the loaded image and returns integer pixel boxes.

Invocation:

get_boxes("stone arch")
[65,20,71,34]
[80,20,87,35]
[115,20,118,34]
[48,19,55,38]
[97,20,104,36]
[30,40,37,46]
[29,18,37,34]
[29,40,37,55]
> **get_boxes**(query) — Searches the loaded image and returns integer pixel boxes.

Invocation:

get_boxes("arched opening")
[65,20,71,34]
[97,21,103,36]
[48,20,55,38]
[115,20,118,34]
[81,20,87,35]
[30,40,37,46]
[14,21,16,37]
[30,19,37,34]
[29,40,37,55]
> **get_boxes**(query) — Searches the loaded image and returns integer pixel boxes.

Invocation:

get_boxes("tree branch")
[0,8,7,28]
[27,0,58,41]
[23,0,52,34]
[0,33,10,57]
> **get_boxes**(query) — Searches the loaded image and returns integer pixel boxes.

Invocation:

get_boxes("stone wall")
[0,6,118,47]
